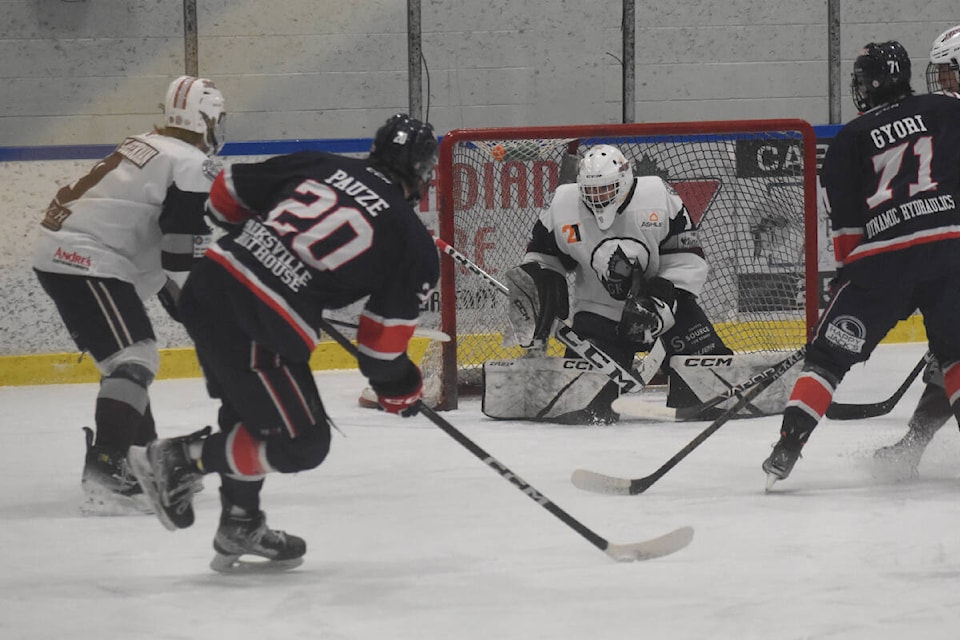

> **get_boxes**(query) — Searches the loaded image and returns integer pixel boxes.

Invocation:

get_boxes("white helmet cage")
[163,76,226,155]
[926,25,960,94]
[577,144,634,230]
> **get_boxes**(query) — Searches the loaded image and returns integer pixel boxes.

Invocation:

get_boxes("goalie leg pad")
[666,353,803,419]
[482,357,610,421]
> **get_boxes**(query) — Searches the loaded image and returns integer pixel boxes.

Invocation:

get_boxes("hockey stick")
[824,351,932,420]
[612,348,807,421]
[321,316,451,342]
[572,348,806,495]
[317,317,693,562]
[434,236,664,393]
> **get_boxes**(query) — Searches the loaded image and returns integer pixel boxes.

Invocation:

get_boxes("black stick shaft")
[825,352,930,420]
[316,317,613,553]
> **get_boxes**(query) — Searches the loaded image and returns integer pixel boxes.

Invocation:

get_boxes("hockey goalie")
[482,143,799,424]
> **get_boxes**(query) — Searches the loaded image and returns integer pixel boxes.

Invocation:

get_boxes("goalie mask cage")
[431,119,818,410]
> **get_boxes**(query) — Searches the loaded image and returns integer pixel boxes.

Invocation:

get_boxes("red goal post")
[431,119,819,410]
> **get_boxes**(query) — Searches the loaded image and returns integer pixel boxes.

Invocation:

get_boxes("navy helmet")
[368,113,438,205]
[851,41,913,112]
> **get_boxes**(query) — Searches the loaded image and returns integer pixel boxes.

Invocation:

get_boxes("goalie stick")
[573,348,806,495]
[824,351,932,420]
[317,317,693,562]
[434,236,665,394]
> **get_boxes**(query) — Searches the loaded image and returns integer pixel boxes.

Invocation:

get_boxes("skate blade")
[126,447,178,531]
[210,552,304,574]
[764,472,780,492]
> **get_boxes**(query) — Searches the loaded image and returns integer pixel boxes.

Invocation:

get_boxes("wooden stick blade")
[604,526,695,562]
[570,468,633,495]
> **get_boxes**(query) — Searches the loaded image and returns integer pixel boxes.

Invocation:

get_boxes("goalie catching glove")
[370,360,423,417]
[618,276,677,345]
[504,262,569,348]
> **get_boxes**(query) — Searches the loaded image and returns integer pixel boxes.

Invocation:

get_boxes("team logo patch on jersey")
[117,137,159,168]
[824,315,866,353]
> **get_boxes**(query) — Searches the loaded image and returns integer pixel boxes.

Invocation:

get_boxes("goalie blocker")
[483,352,801,422]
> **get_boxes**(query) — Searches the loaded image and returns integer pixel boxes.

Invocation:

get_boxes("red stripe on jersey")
[789,373,834,417]
[229,424,268,476]
[206,249,316,349]
[208,171,251,224]
[844,229,960,265]
[357,313,416,357]
[832,231,863,264]
[943,361,960,405]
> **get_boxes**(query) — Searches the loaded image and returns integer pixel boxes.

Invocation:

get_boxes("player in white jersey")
[502,144,730,424]
[32,76,225,514]
[873,25,960,478]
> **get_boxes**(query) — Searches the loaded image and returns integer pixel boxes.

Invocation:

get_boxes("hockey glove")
[617,276,677,345]
[504,262,569,348]
[370,360,424,417]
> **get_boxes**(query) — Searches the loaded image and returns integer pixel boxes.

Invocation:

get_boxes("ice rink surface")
[2,342,959,640]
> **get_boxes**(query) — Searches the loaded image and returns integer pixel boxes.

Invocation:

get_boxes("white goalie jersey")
[33,132,217,300]
[524,176,708,323]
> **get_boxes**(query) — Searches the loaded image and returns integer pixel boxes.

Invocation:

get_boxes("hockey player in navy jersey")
[32,76,225,515]
[128,114,440,571]
[500,144,730,424]
[763,41,960,488]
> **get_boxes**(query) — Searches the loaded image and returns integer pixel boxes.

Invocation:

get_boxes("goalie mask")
[850,41,913,112]
[926,25,960,95]
[577,145,634,230]
[368,113,439,205]
[163,76,226,156]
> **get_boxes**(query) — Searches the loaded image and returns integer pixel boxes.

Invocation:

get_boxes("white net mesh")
[430,121,817,409]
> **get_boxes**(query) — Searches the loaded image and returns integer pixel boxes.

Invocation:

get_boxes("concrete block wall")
[2,1,958,147]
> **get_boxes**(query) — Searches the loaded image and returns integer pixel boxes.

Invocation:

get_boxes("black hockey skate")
[127,427,211,531]
[211,499,306,573]
[80,427,152,516]
[762,439,803,490]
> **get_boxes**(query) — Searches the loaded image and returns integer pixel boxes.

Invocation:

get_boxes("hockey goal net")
[427,119,819,410]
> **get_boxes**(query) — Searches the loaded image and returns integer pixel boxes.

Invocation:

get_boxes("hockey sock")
[220,478,265,514]
[780,407,817,448]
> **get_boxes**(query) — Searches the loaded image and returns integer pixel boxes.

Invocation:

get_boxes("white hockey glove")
[617,276,677,345]
[503,262,568,349]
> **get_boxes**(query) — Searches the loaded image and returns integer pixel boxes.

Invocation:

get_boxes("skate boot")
[762,439,803,490]
[127,426,211,531]
[80,427,153,516]
[211,501,306,573]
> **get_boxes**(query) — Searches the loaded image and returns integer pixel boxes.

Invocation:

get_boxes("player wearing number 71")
[762,41,960,487]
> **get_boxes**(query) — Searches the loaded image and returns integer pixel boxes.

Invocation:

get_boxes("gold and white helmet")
[926,25,960,95]
[577,144,634,230]
[163,76,226,155]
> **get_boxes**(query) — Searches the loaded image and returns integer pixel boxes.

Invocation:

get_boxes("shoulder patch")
[117,137,159,168]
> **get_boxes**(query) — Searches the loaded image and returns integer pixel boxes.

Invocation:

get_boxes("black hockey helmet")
[851,41,913,112]
[368,113,438,205]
